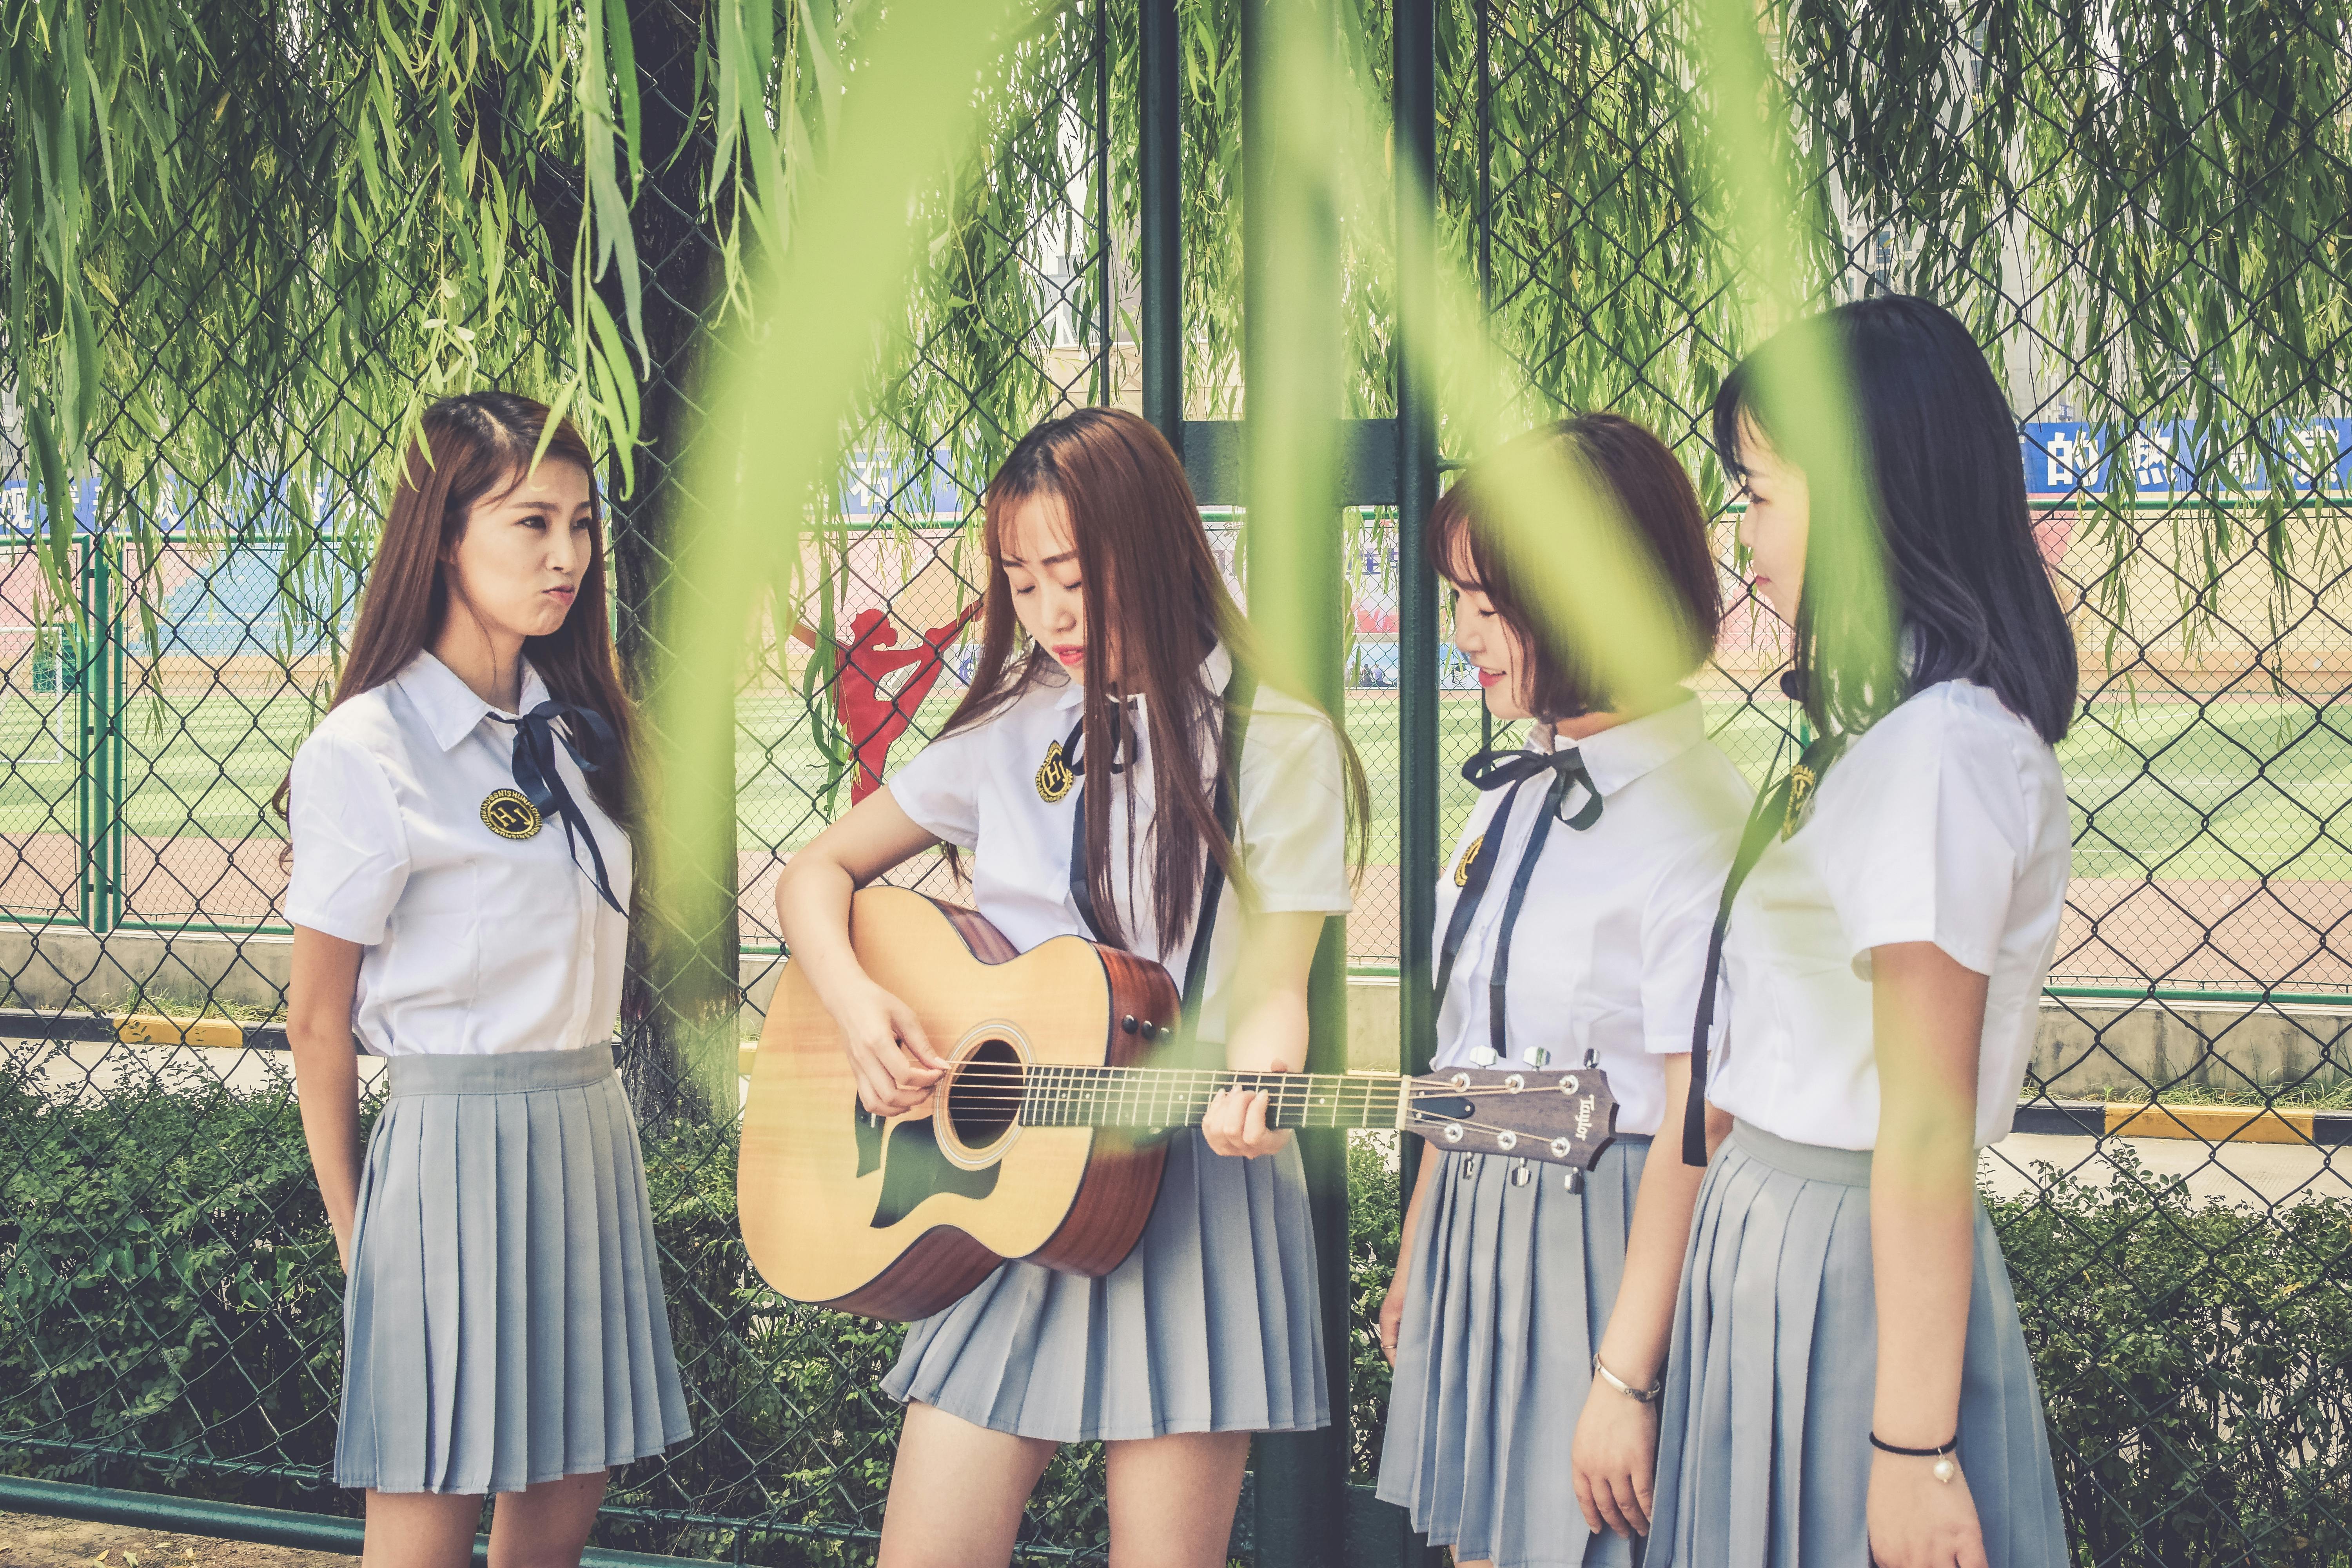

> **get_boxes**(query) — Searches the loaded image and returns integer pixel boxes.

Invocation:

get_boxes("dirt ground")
[0,1511,354,1568]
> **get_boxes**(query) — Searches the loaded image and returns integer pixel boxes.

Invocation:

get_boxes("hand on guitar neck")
[1198,907,1325,1160]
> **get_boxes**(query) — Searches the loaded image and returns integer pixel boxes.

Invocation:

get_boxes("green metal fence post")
[1240,0,1350,1561]
[1138,0,1181,448]
[77,533,121,935]
[1393,0,1440,1145]
[1382,8,1444,1561]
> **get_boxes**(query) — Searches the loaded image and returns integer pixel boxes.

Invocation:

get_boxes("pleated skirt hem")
[336,1044,693,1496]
[882,1129,1327,1444]
[1648,1120,2067,1568]
[1374,1137,1651,1568]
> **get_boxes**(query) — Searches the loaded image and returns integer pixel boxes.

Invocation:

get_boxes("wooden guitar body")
[739,886,1182,1321]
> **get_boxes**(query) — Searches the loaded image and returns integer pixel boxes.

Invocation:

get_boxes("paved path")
[0,1510,351,1568]
[1983,1130,2352,1209]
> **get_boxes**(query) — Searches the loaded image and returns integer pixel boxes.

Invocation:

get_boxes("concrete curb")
[2013,1099,2352,1145]
[0,1006,282,1051]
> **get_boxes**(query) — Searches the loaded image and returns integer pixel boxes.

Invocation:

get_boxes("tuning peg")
[1523,1046,1552,1068]
[1470,1047,1499,1067]
[1511,1161,1532,1186]
[1582,1048,1599,1069]
[1563,1168,1586,1195]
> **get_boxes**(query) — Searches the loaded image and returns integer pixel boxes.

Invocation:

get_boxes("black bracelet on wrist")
[1869,1432,1959,1484]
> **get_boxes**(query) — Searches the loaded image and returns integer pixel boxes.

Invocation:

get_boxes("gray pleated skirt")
[881,1127,1327,1442]
[1376,1136,1651,1568]
[1648,1122,2066,1567]
[336,1044,693,1494]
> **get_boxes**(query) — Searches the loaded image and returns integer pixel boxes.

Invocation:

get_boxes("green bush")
[0,1050,349,1514]
[6,1058,2350,1564]
[1992,1148,2352,1567]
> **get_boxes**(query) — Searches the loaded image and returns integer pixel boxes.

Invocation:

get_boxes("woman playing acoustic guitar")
[776,407,1364,1568]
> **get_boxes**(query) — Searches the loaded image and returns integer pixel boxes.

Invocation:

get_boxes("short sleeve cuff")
[1644,1025,1704,1058]
[1843,921,1998,980]
[285,901,389,947]
[1248,891,1354,915]
[883,777,979,849]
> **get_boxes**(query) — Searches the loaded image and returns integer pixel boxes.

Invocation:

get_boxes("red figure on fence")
[795,603,981,803]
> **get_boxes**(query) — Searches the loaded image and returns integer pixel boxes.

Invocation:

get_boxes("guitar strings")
[921,1063,1592,1138]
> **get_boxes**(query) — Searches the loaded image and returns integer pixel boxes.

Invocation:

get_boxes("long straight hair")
[944,407,1363,955]
[272,392,637,826]
[1712,295,2076,744]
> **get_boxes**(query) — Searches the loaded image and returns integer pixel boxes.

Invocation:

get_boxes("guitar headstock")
[1401,1059,1619,1171]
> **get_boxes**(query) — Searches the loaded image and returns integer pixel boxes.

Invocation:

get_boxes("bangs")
[1709,361,1759,483]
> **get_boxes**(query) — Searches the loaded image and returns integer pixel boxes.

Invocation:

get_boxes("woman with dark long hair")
[775,406,1363,1568]
[1374,414,1747,1568]
[281,393,690,1568]
[1649,295,2074,1568]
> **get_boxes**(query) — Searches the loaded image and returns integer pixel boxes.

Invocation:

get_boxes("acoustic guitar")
[739,886,1620,1321]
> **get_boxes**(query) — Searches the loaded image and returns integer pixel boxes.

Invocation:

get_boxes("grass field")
[5,677,2350,938]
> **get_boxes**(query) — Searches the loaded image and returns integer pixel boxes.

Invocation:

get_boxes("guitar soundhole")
[948,1038,1025,1152]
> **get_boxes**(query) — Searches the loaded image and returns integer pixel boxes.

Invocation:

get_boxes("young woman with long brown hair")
[281,392,690,1568]
[775,406,1362,1568]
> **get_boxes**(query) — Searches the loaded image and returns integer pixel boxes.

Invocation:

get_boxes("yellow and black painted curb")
[2,1006,270,1052]
[2013,1099,2351,1146]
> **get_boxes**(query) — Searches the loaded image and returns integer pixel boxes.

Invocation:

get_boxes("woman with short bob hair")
[1376,413,1749,1566]
[281,392,691,1568]
[1649,295,2073,1568]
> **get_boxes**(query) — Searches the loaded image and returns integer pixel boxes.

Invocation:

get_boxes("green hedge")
[5,1055,2349,1564]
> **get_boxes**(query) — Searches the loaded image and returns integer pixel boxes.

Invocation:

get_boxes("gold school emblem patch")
[1453,833,1484,887]
[481,788,543,841]
[1780,764,1817,841]
[1035,739,1076,804]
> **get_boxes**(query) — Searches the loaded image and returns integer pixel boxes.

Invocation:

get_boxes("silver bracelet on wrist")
[1591,1353,1662,1404]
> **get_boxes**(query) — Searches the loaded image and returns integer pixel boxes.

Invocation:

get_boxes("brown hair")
[1428,412,1723,720]
[944,407,1363,955]
[272,392,636,829]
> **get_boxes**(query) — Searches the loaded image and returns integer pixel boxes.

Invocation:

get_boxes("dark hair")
[1712,294,2075,744]
[272,392,635,827]
[945,407,1366,954]
[1427,412,1724,720]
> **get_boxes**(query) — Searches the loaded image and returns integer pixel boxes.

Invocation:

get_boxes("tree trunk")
[526,0,740,1129]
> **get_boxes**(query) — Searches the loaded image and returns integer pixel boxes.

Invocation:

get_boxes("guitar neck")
[1015,1066,1404,1132]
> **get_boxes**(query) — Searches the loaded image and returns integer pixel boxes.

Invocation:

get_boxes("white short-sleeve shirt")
[1707,680,2071,1150]
[884,642,1354,1045]
[285,651,633,1057]
[1431,699,1749,1137]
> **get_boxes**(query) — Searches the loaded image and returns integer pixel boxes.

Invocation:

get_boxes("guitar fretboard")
[1007,1065,1406,1131]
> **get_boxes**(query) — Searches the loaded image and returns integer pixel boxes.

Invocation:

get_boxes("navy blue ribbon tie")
[490,699,624,914]
[1434,743,1605,1067]
[1063,697,1139,943]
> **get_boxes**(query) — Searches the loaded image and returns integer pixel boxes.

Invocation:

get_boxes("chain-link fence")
[8,1,2352,1563]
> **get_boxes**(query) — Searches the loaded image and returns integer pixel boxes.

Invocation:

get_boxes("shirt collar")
[394,651,552,752]
[1541,693,1705,797]
[1047,638,1233,711]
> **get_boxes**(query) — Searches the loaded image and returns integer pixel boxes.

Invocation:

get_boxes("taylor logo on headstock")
[1780,763,1818,841]
[1035,739,1076,804]
[1453,833,1484,887]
